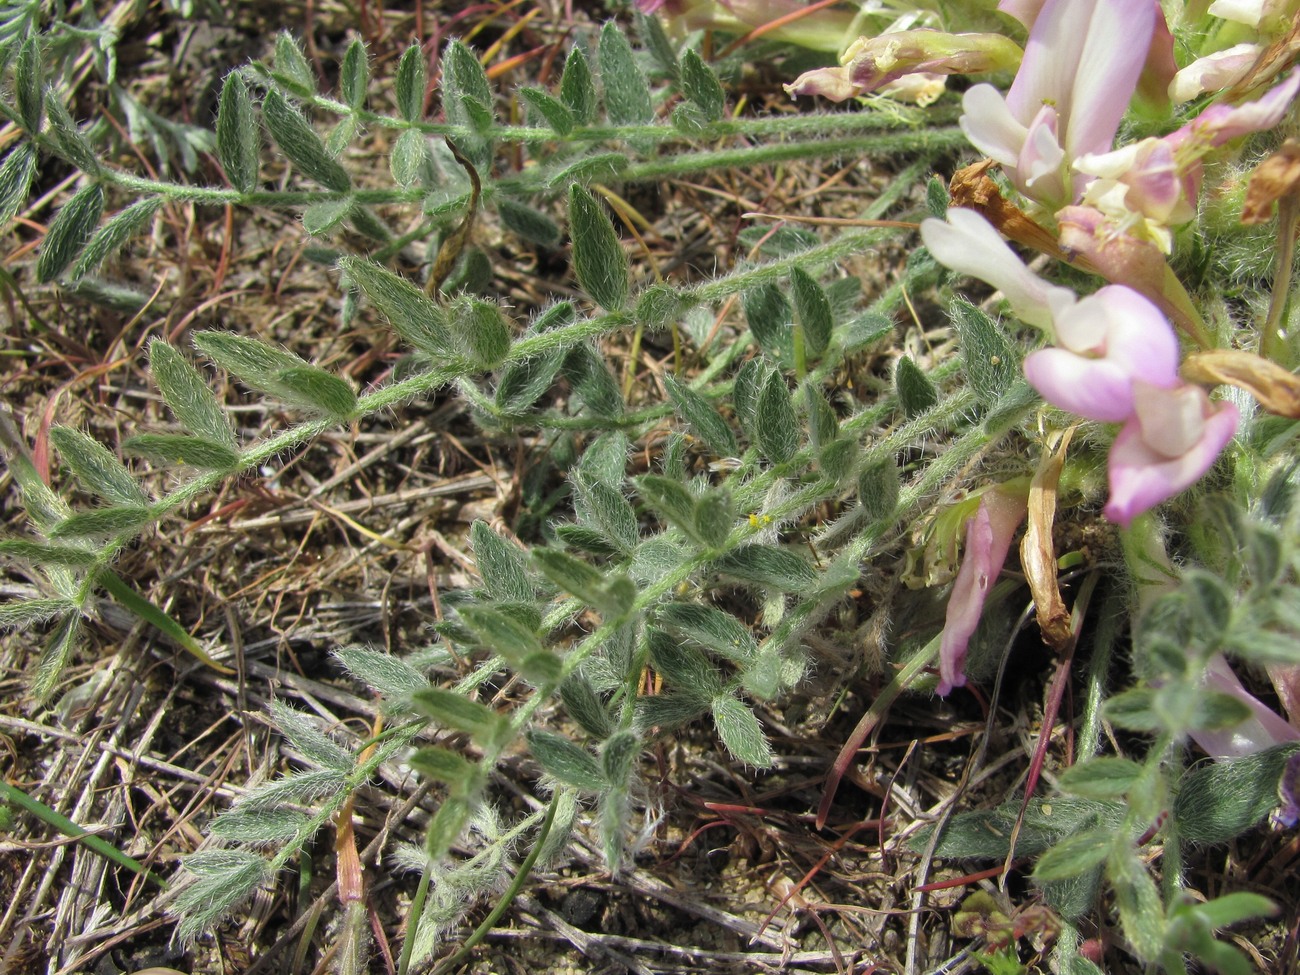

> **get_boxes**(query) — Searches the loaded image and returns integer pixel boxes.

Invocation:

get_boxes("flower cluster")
[922,209,1240,529]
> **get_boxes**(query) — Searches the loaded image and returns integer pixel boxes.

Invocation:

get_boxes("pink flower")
[1075,69,1300,242]
[960,0,1155,208]
[1103,382,1240,528]
[937,488,1028,696]
[1022,285,1180,422]
[1189,654,1300,759]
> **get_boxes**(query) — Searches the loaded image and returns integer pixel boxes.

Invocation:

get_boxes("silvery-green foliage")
[0,8,1095,959]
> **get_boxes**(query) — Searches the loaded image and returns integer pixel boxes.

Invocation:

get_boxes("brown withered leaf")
[948,161,1064,256]
[1242,139,1300,224]
[1182,349,1300,418]
[1020,428,1074,654]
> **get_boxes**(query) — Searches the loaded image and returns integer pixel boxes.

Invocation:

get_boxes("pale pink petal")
[919,209,1076,330]
[1207,0,1268,26]
[1169,44,1261,103]
[1103,398,1239,527]
[1085,286,1181,386]
[937,489,1028,696]
[1133,381,1215,457]
[1191,68,1300,146]
[1023,348,1137,421]
[1063,0,1156,159]
[1189,654,1300,759]
[960,83,1027,168]
[1017,104,1069,201]
[998,0,1044,29]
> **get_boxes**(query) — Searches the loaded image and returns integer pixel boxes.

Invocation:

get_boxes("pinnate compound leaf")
[560,46,596,126]
[520,86,574,136]
[72,197,163,280]
[664,375,737,457]
[149,340,237,448]
[37,183,103,282]
[262,88,350,193]
[338,257,456,360]
[679,48,723,121]
[526,730,604,791]
[217,72,259,193]
[50,426,148,506]
[711,695,772,767]
[0,144,38,228]
[754,371,797,464]
[598,22,652,125]
[569,184,628,311]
